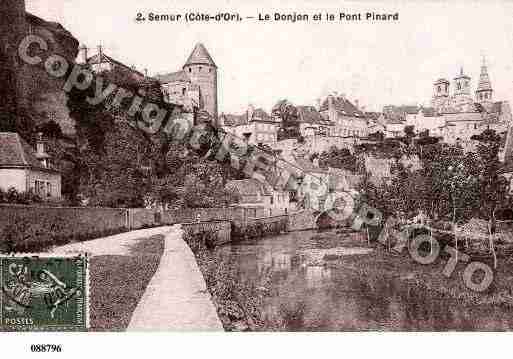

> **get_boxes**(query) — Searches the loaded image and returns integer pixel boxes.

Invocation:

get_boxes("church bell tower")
[475,56,493,106]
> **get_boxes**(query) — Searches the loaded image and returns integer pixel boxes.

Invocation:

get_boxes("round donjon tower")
[183,43,218,120]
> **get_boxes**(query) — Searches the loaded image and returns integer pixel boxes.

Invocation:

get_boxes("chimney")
[36,132,50,168]
[247,104,255,122]
[316,98,321,111]
[341,93,346,101]
[97,45,103,61]
[355,99,359,109]
[327,95,334,110]
[36,132,45,155]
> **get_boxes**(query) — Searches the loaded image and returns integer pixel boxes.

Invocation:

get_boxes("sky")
[26,0,513,114]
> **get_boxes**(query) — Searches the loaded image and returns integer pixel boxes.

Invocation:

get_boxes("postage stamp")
[0,255,89,331]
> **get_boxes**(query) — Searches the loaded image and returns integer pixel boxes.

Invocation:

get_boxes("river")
[212,229,513,331]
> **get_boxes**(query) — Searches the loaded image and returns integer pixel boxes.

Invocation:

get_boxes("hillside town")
[2,0,513,333]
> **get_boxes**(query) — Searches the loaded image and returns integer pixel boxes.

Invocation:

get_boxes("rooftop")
[226,178,272,198]
[0,133,59,173]
[183,43,217,68]
[320,96,365,118]
[297,106,330,125]
[156,70,191,84]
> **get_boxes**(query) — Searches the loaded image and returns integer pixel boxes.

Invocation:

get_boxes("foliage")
[0,187,42,205]
[318,146,359,172]
[360,130,511,228]
[272,99,300,141]
[0,210,127,253]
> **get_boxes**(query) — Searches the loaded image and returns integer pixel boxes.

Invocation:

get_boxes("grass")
[332,242,513,307]
[194,248,268,331]
[88,235,165,331]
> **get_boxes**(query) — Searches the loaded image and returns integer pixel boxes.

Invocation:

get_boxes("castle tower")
[183,43,218,119]
[475,56,493,105]
[0,0,27,128]
[453,67,471,97]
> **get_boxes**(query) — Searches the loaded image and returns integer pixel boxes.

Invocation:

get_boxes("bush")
[0,209,128,253]
[0,187,42,205]
[182,227,218,253]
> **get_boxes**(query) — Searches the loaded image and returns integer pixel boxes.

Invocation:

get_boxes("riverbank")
[322,232,513,308]
[193,247,267,331]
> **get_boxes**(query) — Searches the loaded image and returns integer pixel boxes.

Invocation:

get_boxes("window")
[189,68,192,73]
[438,86,441,93]
[182,87,186,96]
[46,182,52,198]
[35,180,45,196]
[199,66,202,72]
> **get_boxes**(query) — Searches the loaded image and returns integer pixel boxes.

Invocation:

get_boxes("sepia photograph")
[1,0,513,353]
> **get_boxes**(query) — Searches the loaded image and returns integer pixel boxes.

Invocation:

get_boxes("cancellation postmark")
[0,255,88,331]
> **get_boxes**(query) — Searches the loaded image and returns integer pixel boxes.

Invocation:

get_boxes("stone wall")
[162,206,263,225]
[129,208,161,230]
[182,220,231,247]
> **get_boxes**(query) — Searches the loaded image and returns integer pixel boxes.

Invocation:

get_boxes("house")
[0,133,61,199]
[320,94,369,138]
[296,106,334,137]
[86,47,146,83]
[220,105,279,145]
[226,178,291,216]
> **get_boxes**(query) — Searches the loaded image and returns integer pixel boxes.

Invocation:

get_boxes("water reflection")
[214,230,513,331]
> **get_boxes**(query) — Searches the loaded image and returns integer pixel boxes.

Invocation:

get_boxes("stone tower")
[453,67,471,97]
[431,78,450,111]
[475,56,493,105]
[183,43,218,119]
[0,0,27,128]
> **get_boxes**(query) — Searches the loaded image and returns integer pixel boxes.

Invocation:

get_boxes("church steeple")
[475,56,493,104]
[453,66,471,97]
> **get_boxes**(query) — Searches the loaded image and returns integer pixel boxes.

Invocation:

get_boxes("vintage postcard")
[2,0,513,349]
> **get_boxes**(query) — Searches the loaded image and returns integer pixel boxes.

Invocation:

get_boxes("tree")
[404,125,415,139]
[272,99,300,140]
[318,146,359,172]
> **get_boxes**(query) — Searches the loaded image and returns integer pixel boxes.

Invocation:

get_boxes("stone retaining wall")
[181,221,232,248]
